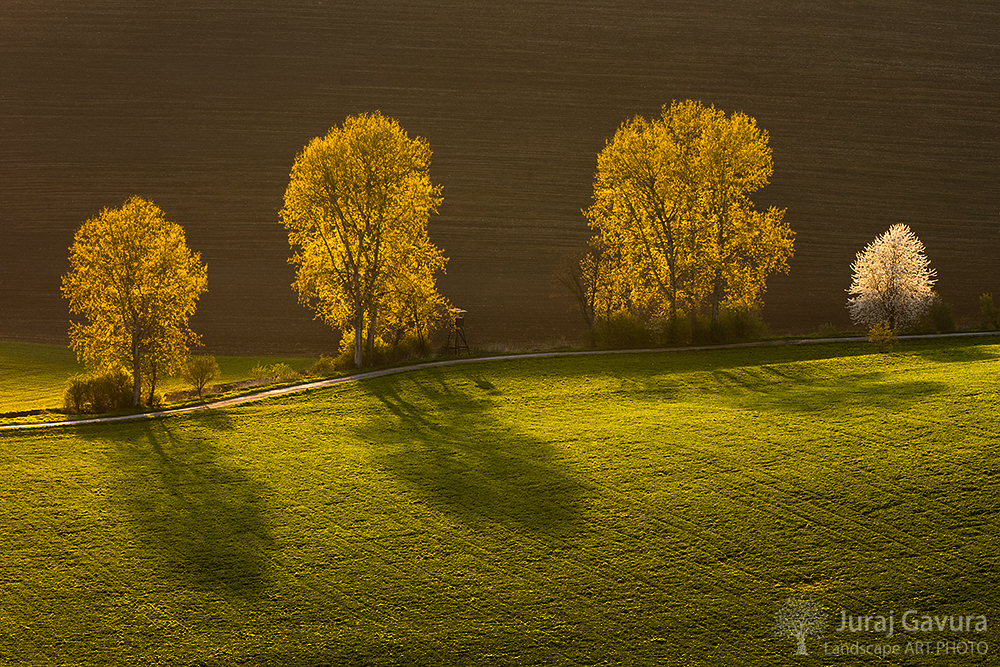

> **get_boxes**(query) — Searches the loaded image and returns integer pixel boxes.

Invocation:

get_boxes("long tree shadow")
[81,412,274,597]
[915,345,998,364]
[721,369,949,414]
[357,369,589,535]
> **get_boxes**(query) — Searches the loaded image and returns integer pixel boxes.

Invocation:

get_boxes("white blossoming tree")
[847,224,936,331]
[774,597,828,655]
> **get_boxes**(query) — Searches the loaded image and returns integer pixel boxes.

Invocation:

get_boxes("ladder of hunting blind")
[447,308,469,355]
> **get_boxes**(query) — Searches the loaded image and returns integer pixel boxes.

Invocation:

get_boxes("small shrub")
[330,327,437,368]
[336,329,403,367]
[690,312,716,345]
[182,355,220,399]
[386,333,433,363]
[594,311,653,348]
[712,305,769,343]
[89,370,134,413]
[250,362,298,382]
[309,354,338,376]
[980,293,999,331]
[918,297,955,334]
[366,339,393,366]
[332,350,357,371]
[868,322,896,353]
[666,315,691,345]
[648,314,690,346]
[64,369,133,414]
[336,332,361,368]
[64,374,90,414]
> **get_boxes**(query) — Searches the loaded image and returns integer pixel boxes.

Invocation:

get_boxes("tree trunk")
[147,361,157,407]
[711,276,722,322]
[366,301,377,364]
[132,336,142,407]
[353,316,364,368]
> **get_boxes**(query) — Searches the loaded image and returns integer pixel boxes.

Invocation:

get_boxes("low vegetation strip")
[2,331,997,431]
[0,345,316,427]
[0,337,996,664]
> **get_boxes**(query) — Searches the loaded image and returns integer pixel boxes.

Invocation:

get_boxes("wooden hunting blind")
[447,308,469,355]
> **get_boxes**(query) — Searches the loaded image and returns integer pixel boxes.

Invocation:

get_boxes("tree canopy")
[281,112,448,367]
[582,100,794,334]
[847,223,936,330]
[61,197,208,406]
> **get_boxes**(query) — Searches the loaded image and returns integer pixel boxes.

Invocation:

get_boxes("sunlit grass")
[0,338,997,664]
[0,341,87,412]
[0,341,316,414]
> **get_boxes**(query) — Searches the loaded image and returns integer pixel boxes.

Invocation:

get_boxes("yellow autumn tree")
[378,234,450,355]
[583,100,793,334]
[698,108,793,318]
[280,112,448,367]
[61,197,208,406]
[585,100,717,325]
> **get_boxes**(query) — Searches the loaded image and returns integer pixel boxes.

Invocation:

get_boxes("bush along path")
[2,330,997,431]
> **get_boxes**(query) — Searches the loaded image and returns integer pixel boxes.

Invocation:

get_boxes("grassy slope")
[0,341,315,414]
[0,339,997,665]
[0,341,86,412]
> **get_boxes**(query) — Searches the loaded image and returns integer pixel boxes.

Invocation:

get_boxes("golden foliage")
[584,100,794,326]
[61,197,207,405]
[867,321,897,353]
[280,112,448,366]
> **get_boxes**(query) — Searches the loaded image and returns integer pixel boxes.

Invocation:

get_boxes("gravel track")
[3,331,996,431]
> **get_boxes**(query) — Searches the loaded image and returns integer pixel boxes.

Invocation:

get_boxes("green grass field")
[0,341,86,413]
[1,339,997,665]
[0,341,316,416]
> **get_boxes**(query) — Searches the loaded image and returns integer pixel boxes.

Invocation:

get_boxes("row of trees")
[61,113,452,407]
[64,103,955,409]
[57,104,800,407]
[565,100,795,343]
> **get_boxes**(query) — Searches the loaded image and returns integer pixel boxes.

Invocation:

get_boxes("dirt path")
[3,331,997,431]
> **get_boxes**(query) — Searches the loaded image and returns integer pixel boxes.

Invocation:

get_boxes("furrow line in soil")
[753,408,1000,536]
[661,424,986,587]
[319,476,744,659]
[313,516,592,664]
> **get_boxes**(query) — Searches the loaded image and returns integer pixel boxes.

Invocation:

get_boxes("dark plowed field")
[2,1,998,352]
